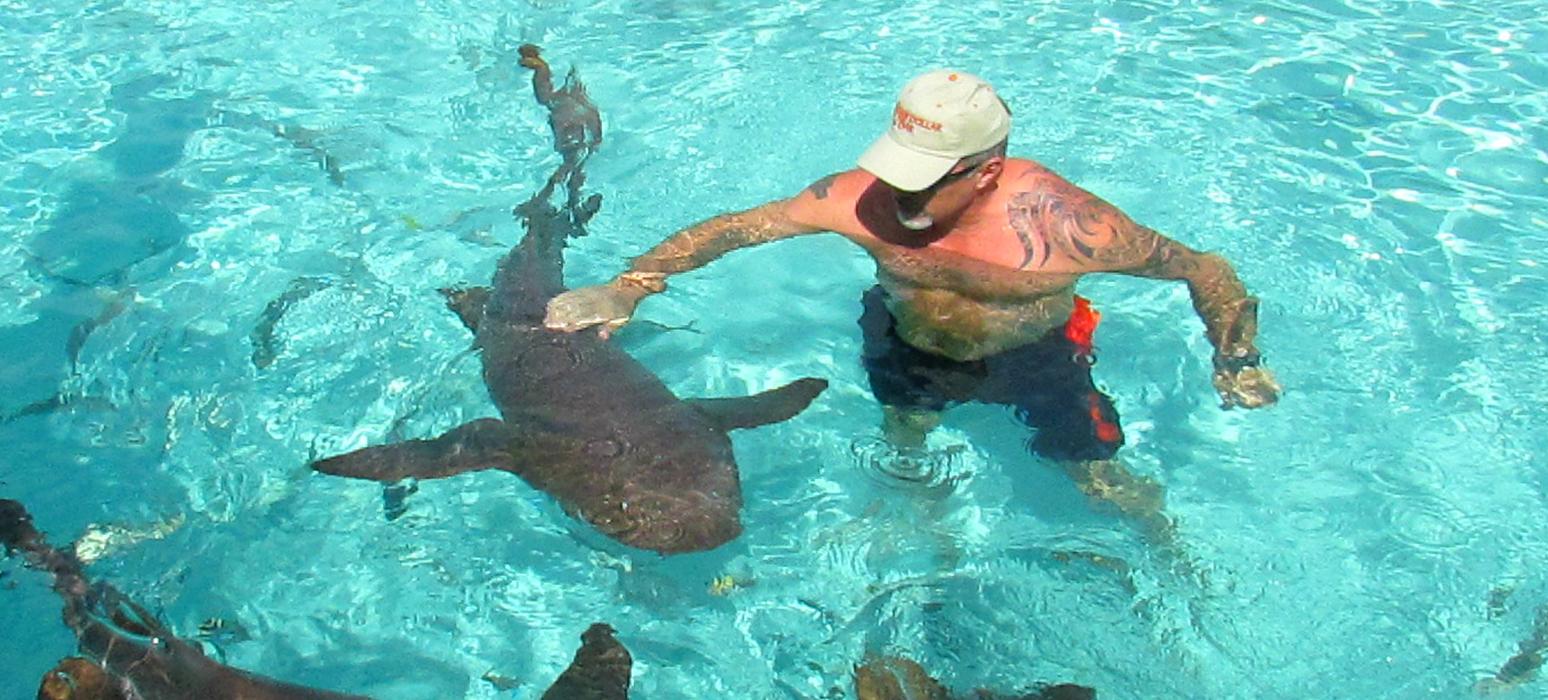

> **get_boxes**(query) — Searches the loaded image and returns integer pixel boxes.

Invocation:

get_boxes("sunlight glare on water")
[1,0,1546,698]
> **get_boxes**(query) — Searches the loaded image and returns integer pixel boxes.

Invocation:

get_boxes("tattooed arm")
[618,179,830,289]
[1018,188,1279,408]
[1127,237,1260,362]
[543,176,832,333]
[1124,228,1280,409]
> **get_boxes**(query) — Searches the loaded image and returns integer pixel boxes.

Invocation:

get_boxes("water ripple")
[1378,492,1484,560]
[848,435,971,493]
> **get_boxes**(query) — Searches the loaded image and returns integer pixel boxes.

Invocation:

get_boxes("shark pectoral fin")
[312,418,513,482]
[440,286,491,332]
[688,377,829,432]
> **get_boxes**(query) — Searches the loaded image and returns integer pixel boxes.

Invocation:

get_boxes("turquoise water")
[2,0,1546,698]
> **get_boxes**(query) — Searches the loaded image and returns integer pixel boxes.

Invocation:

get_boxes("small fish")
[215,110,347,186]
[67,288,134,369]
[481,671,520,691]
[707,574,754,597]
[1,394,116,424]
[271,123,346,186]
[196,616,252,644]
[250,276,330,369]
[73,513,185,564]
[1488,586,1514,619]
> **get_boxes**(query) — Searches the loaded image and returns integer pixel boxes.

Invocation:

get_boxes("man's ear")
[975,156,1006,189]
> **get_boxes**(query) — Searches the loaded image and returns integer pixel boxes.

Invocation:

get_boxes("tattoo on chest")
[807,174,837,200]
[1006,191,1134,269]
[1006,193,1050,269]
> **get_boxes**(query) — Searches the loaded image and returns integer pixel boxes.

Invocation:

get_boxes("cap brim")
[856,132,957,192]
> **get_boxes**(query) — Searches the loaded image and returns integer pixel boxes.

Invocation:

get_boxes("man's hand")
[1212,365,1281,409]
[543,280,648,338]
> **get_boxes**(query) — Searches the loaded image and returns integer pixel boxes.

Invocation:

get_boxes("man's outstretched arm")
[1132,237,1258,354]
[544,194,822,334]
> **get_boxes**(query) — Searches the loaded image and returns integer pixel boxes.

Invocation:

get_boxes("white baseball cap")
[857,69,1012,192]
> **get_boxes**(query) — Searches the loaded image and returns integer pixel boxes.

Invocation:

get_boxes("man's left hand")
[1213,365,1281,409]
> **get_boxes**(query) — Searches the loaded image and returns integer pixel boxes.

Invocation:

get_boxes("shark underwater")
[1,498,636,699]
[312,48,827,554]
[0,499,369,700]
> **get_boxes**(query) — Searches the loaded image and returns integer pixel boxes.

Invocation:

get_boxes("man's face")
[891,160,990,231]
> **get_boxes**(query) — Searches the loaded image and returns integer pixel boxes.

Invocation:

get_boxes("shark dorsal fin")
[687,378,828,432]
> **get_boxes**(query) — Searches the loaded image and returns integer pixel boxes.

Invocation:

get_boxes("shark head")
[575,460,746,555]
[67,595,225,697]
[37,657,128,700]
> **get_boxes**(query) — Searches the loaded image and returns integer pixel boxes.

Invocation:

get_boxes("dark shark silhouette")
[540,623,632,700]
[0,498,368,699]
[4,498,634,699]
[314,183,825,553]
[311,49,826,554]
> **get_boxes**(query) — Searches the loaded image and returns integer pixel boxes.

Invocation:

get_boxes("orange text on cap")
[893,104,943,133]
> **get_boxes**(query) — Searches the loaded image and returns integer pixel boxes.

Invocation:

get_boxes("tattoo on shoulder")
[1008,191,1151,269]
[806,174,837,200]
[1006,193,1050,269]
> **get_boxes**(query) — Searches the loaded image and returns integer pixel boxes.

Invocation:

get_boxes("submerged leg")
[1065,458,1174,544]
[880,405,941,451]
[976,319,1197,562]
[857,285,979,452]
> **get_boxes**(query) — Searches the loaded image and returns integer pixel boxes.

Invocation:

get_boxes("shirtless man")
[544,69,1279,504]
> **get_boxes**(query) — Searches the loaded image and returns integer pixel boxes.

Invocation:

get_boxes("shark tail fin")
[540,623,633,700]
[688,377,828,432]
[313,418,513,482]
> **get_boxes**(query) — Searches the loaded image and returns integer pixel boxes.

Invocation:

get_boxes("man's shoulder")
[798,169,873,201]
[995,159,1124,216]
[781,169,874,233]
[1000,158,1077,191]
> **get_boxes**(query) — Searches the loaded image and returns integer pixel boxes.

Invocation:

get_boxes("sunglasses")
[919,161,983,194]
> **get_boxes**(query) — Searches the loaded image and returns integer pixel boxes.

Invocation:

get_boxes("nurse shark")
[314,178,824,553]
[0,498,367,699]
[311,46,826,553]
[3,497,636,699]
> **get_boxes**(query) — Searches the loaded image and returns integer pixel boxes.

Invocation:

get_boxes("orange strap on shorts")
[1064,296,1119,444]
[1063,295,1101,353]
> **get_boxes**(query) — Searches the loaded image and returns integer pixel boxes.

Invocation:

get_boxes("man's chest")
[837,177,1110,277]
[920,211,1098,275]
[859,235,1082,300]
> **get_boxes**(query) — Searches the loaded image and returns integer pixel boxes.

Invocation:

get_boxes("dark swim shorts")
[858,286,1124,462]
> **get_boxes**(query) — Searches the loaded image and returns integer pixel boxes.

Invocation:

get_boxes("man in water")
[544,69,1279,514]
